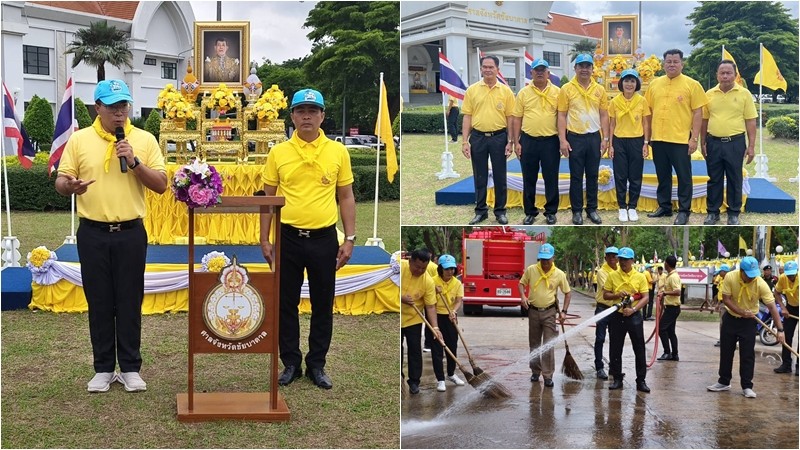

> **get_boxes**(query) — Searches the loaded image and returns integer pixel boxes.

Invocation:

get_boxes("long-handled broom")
[437,291,484,376]
[754,316,800,358]
[554,297,583,380]
[411,304,511,398]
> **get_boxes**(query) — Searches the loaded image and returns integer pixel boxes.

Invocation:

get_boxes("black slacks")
[430,314,459,380]
[782,304,798,369]
[718,311,756,389]
[705,134,745,214]
[659,305,681,355]
[651,141,693,213]
[608,310,647,383]
[470,130,508,216]
[447,107,459,141]
[519,133,560,216]
[402,323,423,386]
[566,131,601,213]
[612,136,645,209]
[593,305,612,371]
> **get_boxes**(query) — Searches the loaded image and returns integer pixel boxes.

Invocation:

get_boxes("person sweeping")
[431,254,466,392]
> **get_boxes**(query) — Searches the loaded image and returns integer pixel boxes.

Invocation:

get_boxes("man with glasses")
[55,79,167,393]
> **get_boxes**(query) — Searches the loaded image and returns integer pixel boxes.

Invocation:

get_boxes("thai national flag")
[2,82,35,169]
[439,52,467,100]
[49,76,78,175]
[524,51,534,85]
[479,49,508,86]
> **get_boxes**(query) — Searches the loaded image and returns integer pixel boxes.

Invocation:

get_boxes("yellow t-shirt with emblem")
[609,93,651,138]
[58,127,166,222]
[265,129,354,229]
[596,263,618,306]
[557,78,609,134]
[603,269,650,311]
[721,270,775,317]
[519,263,570,308]
[663,270,682,306]
[702,83,758,137]
[512,81,560,137]
[714,273,725,301]
[774,274,799,307]
[462,79,516,132]
[433,275,464,315]
[645,73,707,144]
[400,260,437,328]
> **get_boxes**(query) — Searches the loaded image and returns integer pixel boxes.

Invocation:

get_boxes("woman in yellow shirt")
[431,254,466,391]
[773,260,798,374]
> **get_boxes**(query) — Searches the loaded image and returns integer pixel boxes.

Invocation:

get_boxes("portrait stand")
[176,196,290,422]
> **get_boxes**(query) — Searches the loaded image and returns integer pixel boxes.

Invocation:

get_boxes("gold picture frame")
[602,15,637,57]
[194,21,250,90]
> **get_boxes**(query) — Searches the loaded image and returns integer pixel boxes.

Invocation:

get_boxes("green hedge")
[351,166,400,202]
[760,106,799,126]
[400,111,460,134]
[766,116,798,139]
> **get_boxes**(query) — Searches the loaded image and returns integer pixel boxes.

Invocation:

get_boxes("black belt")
[596,303,613,310]
[472,128,506,137]
[707,133,745,143]
[568,130,600,136]
[80,218,142,233]
[528,303,556,312]
[523,132,558,141]
[281,223,336,238]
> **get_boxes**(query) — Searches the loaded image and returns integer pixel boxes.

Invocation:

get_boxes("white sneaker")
[707,382,731,392]
[742,388,757,398]
[628,209,639,221]
[448,374,466,386]
[87,372,116,393]
[116,372,147,392]
[422,347,431,353]
[618,209,629,222]
[436,380,446,392]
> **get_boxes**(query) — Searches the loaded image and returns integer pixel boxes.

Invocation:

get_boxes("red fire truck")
[461,227,542,315]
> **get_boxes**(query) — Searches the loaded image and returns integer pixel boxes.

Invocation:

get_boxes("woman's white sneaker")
[87,372,116,393]
[618,209,629,222]
[116,372,147,392]
[437,380,446,392]
[628,209,639,221]
[448,374,465,386]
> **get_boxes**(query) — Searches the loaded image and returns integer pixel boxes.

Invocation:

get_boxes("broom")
[754,315,800,358]
[411,304,511,398]
[437,291,484,376]
[554,297,583,380]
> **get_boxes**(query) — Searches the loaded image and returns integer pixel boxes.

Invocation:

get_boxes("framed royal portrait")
[194,21,250,90]
[603,15,637,56]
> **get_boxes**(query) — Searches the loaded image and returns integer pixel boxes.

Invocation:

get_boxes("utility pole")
[216,1,222,21]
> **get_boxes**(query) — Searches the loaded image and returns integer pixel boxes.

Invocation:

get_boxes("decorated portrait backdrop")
[195,21,249,88]
[604,15,637,56]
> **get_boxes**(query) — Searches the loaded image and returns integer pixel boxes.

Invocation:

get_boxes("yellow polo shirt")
[433,275,464,315]
[609,93,651,138]
[265,129,354,229]
[400,260,437,328]
[462,79,516,132]
[58,127,166,222]
[604,269,649,312]
[663,270,682,306]
[557,78,608,134]
[657,272,666,291]
[721,270,775,317]
[714,274,725,301]
[774,274,799,307]
[596,263,618,306]
[520,263,570,308]
[702,83,758,137]
[512,81,560,137]
[644,270,653,286]
[645,73,707,144]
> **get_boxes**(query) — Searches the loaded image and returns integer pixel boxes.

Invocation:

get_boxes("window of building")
[23,45,50,75]
[144,57,157,66]
[161,61,177,80]
[543,51,561,68]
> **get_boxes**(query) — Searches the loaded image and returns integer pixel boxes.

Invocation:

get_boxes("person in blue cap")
[55,79,167,393]
[708,256,785,398]
[772,260,797,374]
[518,243,571,387]
[593,246,619,380]
[260,88,356,390]
[430,254,466,391]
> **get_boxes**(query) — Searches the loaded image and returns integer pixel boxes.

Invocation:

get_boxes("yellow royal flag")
[376,79,398,183]
[753,45,787,92]
[721,48,744,86]
[739,235,747,251]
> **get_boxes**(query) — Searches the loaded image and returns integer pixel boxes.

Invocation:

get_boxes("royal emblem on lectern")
[203,255,265,340]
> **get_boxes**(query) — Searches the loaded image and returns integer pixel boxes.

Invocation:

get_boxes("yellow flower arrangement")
[201,251,230,272]
[635,55,662,83]
[249,84,288,122]
[28,246,52,268]
[598,166,612,185]
[206,83,239,113]
[157,84,196,120]
[608,55,630,74]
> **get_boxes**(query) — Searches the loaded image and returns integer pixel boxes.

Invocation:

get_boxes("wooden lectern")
[177,196,290,422]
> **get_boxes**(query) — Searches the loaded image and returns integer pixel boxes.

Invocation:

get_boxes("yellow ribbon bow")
[612,94,642,126]
[92,117,133,173]
[532,262,557,292]
[569,78,597,108]
[531,82,555,110]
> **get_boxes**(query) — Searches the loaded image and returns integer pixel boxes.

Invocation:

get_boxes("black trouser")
[423,308,433,349]
[659,305,681,355]
[76,220,147,373]
[470,129,508,216]
[447,107,459,141]
[705,134,745,214]
[519,133,560,216]
[278,224,338,370]
[593,304,613,371]
[718,311,756,389]
[566,131,601,213]
[652,141,693,213]
[608,310,647,383]
[402,323,423,386]
[644,289,655,318]
[431,314,459,380]
[612,136,645,209]
[782,304,799,369]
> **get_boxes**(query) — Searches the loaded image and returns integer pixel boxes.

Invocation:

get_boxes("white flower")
[201,251,230,272]
[205,56,211,63]
[187,158,210,177]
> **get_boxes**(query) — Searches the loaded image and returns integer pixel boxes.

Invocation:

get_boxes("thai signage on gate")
[675,267,712,285]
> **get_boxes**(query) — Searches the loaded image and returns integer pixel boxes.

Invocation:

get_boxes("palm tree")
[569,39,599,63]
[65,21,133,82]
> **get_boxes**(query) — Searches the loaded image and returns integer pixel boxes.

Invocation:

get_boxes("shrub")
[759,106,798,127]
[74,98,93,129]
[400,111,462,133]
[144,109,162,140]
[351,166,400,202]
[2,163,71,211]
[391,113,400,136]
[560,75,570,86]
[130,116,146,129]
[765,116,798,139]
[22,95,54,149]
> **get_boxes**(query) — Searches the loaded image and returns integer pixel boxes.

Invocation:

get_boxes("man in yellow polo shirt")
[260,88,356,390]
[657,255,682,361]
[593,246,619,380]
[644,49,707,225]
[643,265,656,320]
[56,79,167,393]
[603,247,651,392]
[700,59,758,226]
[773,260,798,374]
[461,54,516,226]
[713,264,730,347]
[557,53,609,226]
[708,257,785,398]
[511,58,561,225]
[518,243,571,387]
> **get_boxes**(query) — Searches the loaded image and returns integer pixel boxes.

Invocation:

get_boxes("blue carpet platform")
[1,268,33,311]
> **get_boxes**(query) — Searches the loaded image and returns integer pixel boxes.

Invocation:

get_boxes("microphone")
[116,127,127,173]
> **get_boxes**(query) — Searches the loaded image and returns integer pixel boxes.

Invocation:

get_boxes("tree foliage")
[401,226,463,261]
[569,39,598,62]
[22,95,54,149]
[65,20,133,82]
[144,109,161,141]
[74,98,93,129]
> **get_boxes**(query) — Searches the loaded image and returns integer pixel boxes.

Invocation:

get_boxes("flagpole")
[66,71,77,244]
[436,48,459,180]
[753,43,774,180]
[1,84,22,267]
[370,73,383,244]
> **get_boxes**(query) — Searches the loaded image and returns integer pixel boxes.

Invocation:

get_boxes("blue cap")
[575,54,594,65]
[531,58,549,69]
[619,68,640,81]
[605,246,619,255]
[537,243,555,260]
[739,256,760,278]
[618,247,635,259]
[719,264,731,273]
[784,261,798,276]
[94,79,133,105]
[290,88,325,110]
[438,254,457,269]
[645,264,652,268]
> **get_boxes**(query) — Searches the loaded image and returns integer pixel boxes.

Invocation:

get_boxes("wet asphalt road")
[401,290,799,448]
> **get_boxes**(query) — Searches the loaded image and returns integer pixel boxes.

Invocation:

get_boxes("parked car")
[759,94,773,103]
[776,94,786,103]
[332,135,372,151]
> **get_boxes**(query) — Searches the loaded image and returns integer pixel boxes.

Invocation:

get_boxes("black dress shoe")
[671,353,679,361]
[636,381,651,393]
[496,214,508,225]
[522,215,536,225]
[543,378,554,387]
[409,383,420,394]
[596,369,608,380]
[657,353,673,361]
[572,212,583,225]
[609,378,624,390]
[469,213,488,225]
[278,365,303,386]
[774,365,792,374]
[647,207,672,218]
[703,213,720,225]
[306,367,333,389]
[530,374,539,382]
[673,212,689,225]
[587,211,602,224]
[727,214,740,225]
[545,214,556,225]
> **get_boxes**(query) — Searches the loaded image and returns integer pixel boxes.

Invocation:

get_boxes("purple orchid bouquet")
[171,158,224,208]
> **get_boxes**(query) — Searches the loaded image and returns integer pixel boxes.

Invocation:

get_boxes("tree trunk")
[97,63,106,82]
